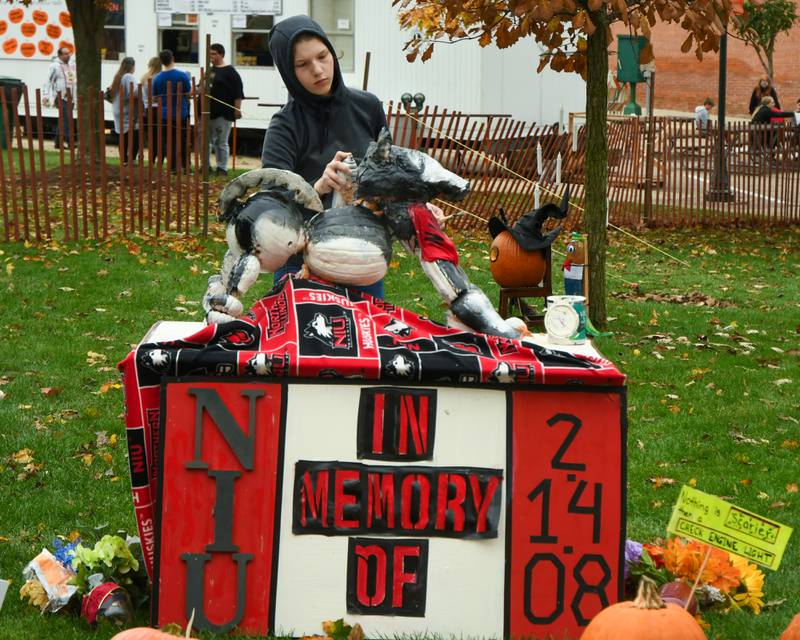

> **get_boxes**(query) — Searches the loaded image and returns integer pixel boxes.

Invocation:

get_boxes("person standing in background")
[152,49,191,172]
[139,56,162,162]
[139,56,162,123]
[208,43,244,177]
[749,78,780,115]
[109,57,139,164]
[43,46,76,149]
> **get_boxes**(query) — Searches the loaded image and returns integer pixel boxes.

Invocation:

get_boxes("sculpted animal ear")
[375,128,393,163]
[559,186,570,217]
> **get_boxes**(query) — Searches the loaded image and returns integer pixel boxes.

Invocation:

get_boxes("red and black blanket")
[118,277,624,574]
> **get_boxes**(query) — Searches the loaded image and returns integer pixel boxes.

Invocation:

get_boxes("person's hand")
[426,202,446,227]
[314,150,353,196]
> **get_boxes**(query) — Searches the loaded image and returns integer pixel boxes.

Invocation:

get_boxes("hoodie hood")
[269,15,344,110]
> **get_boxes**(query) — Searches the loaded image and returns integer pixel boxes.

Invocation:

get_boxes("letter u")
[181,552,253,633]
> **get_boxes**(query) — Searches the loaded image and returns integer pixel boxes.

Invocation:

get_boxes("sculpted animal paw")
[206,309,239,325]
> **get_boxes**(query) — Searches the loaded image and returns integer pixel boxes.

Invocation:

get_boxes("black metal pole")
[707,28,733,201]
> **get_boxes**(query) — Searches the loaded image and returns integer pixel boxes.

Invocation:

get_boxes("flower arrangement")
[19,532,149,618]
[625,536,765,615]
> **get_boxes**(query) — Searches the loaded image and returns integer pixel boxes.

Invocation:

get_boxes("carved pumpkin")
[489,230,546,287]
[580,577,706,640]
[780,613,800,640]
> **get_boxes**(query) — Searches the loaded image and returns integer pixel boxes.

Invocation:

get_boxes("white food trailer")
[0,0,586,139]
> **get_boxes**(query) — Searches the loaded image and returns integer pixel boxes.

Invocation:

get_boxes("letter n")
[186,388,263,470]
[398,395,429,456]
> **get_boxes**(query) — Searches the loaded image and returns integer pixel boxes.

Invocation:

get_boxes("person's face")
[760,81,768,90]
[209,49,223,66]
[59,48,70,63]
[293,37,334,96]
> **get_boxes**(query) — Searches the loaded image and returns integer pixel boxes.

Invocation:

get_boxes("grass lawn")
[0,225,798,639]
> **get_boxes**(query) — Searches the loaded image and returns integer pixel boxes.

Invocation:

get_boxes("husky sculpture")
[203,129,560,339]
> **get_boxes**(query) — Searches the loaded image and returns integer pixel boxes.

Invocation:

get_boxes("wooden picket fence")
[0,78,211,243]
[385,104,800,232]
[1,93,798,243]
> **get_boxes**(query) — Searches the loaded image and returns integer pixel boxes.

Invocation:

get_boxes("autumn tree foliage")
[394,0,731,325]
[732,0,798,84]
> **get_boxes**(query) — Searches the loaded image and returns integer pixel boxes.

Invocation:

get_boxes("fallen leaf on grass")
[86,351,108,366]
[40,387,63,397]
[94,382,121,395]
[787,483,799,494]
[649,477,676,488]
[730,430,769,445]
[773,379,792,386]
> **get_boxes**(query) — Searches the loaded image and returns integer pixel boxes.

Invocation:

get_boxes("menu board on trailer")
[155,0,282,13]
[0,0,74,60]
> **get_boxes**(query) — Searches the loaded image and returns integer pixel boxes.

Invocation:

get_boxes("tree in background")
[732,0,798,84]
[63,0,111,105]
[393,0,729,326]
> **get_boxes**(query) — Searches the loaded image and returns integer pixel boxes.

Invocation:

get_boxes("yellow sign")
[667,485,793,570]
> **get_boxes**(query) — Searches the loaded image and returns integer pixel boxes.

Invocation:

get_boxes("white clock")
[544,303,581,340]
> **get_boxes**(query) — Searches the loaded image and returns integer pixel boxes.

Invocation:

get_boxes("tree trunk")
[65,0,106,153]
[584,13,609,327]
[65,0,106,102]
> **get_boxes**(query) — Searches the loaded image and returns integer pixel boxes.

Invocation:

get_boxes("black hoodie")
[260,15,387,208]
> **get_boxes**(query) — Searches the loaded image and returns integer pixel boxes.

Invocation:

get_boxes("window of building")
[101,0,125,61]
[310,0,354,72]
[232,15,274,67]
[159,13,199,64]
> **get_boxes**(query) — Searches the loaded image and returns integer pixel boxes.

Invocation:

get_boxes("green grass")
[0,226,798,639]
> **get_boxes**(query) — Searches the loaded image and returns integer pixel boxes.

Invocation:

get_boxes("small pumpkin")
[110,627,182,640]
[780,613,800,640]
[489,230,547,287]
[580,577,706,640]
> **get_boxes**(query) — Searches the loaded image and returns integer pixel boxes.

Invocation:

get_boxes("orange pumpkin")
[0,20,7,36]
[111,627,182,640]
[489,230,547,287]
[580,577,706,640]
[20,21,36,37]
[3,38,18,54]
[8,8,24,23]
[46,23,61,39]
[20,42,36,57]
[32,10,49,25]
[780,613,800,640]
[38,40,53,56]
[58,11,72,28]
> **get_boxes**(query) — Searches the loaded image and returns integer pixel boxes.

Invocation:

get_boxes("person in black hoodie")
[261,15,388,298]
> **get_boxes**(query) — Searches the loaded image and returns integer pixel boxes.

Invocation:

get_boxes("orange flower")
[649,538,741,594]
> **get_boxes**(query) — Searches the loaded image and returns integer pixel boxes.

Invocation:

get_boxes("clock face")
[544,303,580,339]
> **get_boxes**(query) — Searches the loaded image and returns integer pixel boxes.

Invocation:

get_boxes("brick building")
[611,4,800,118]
